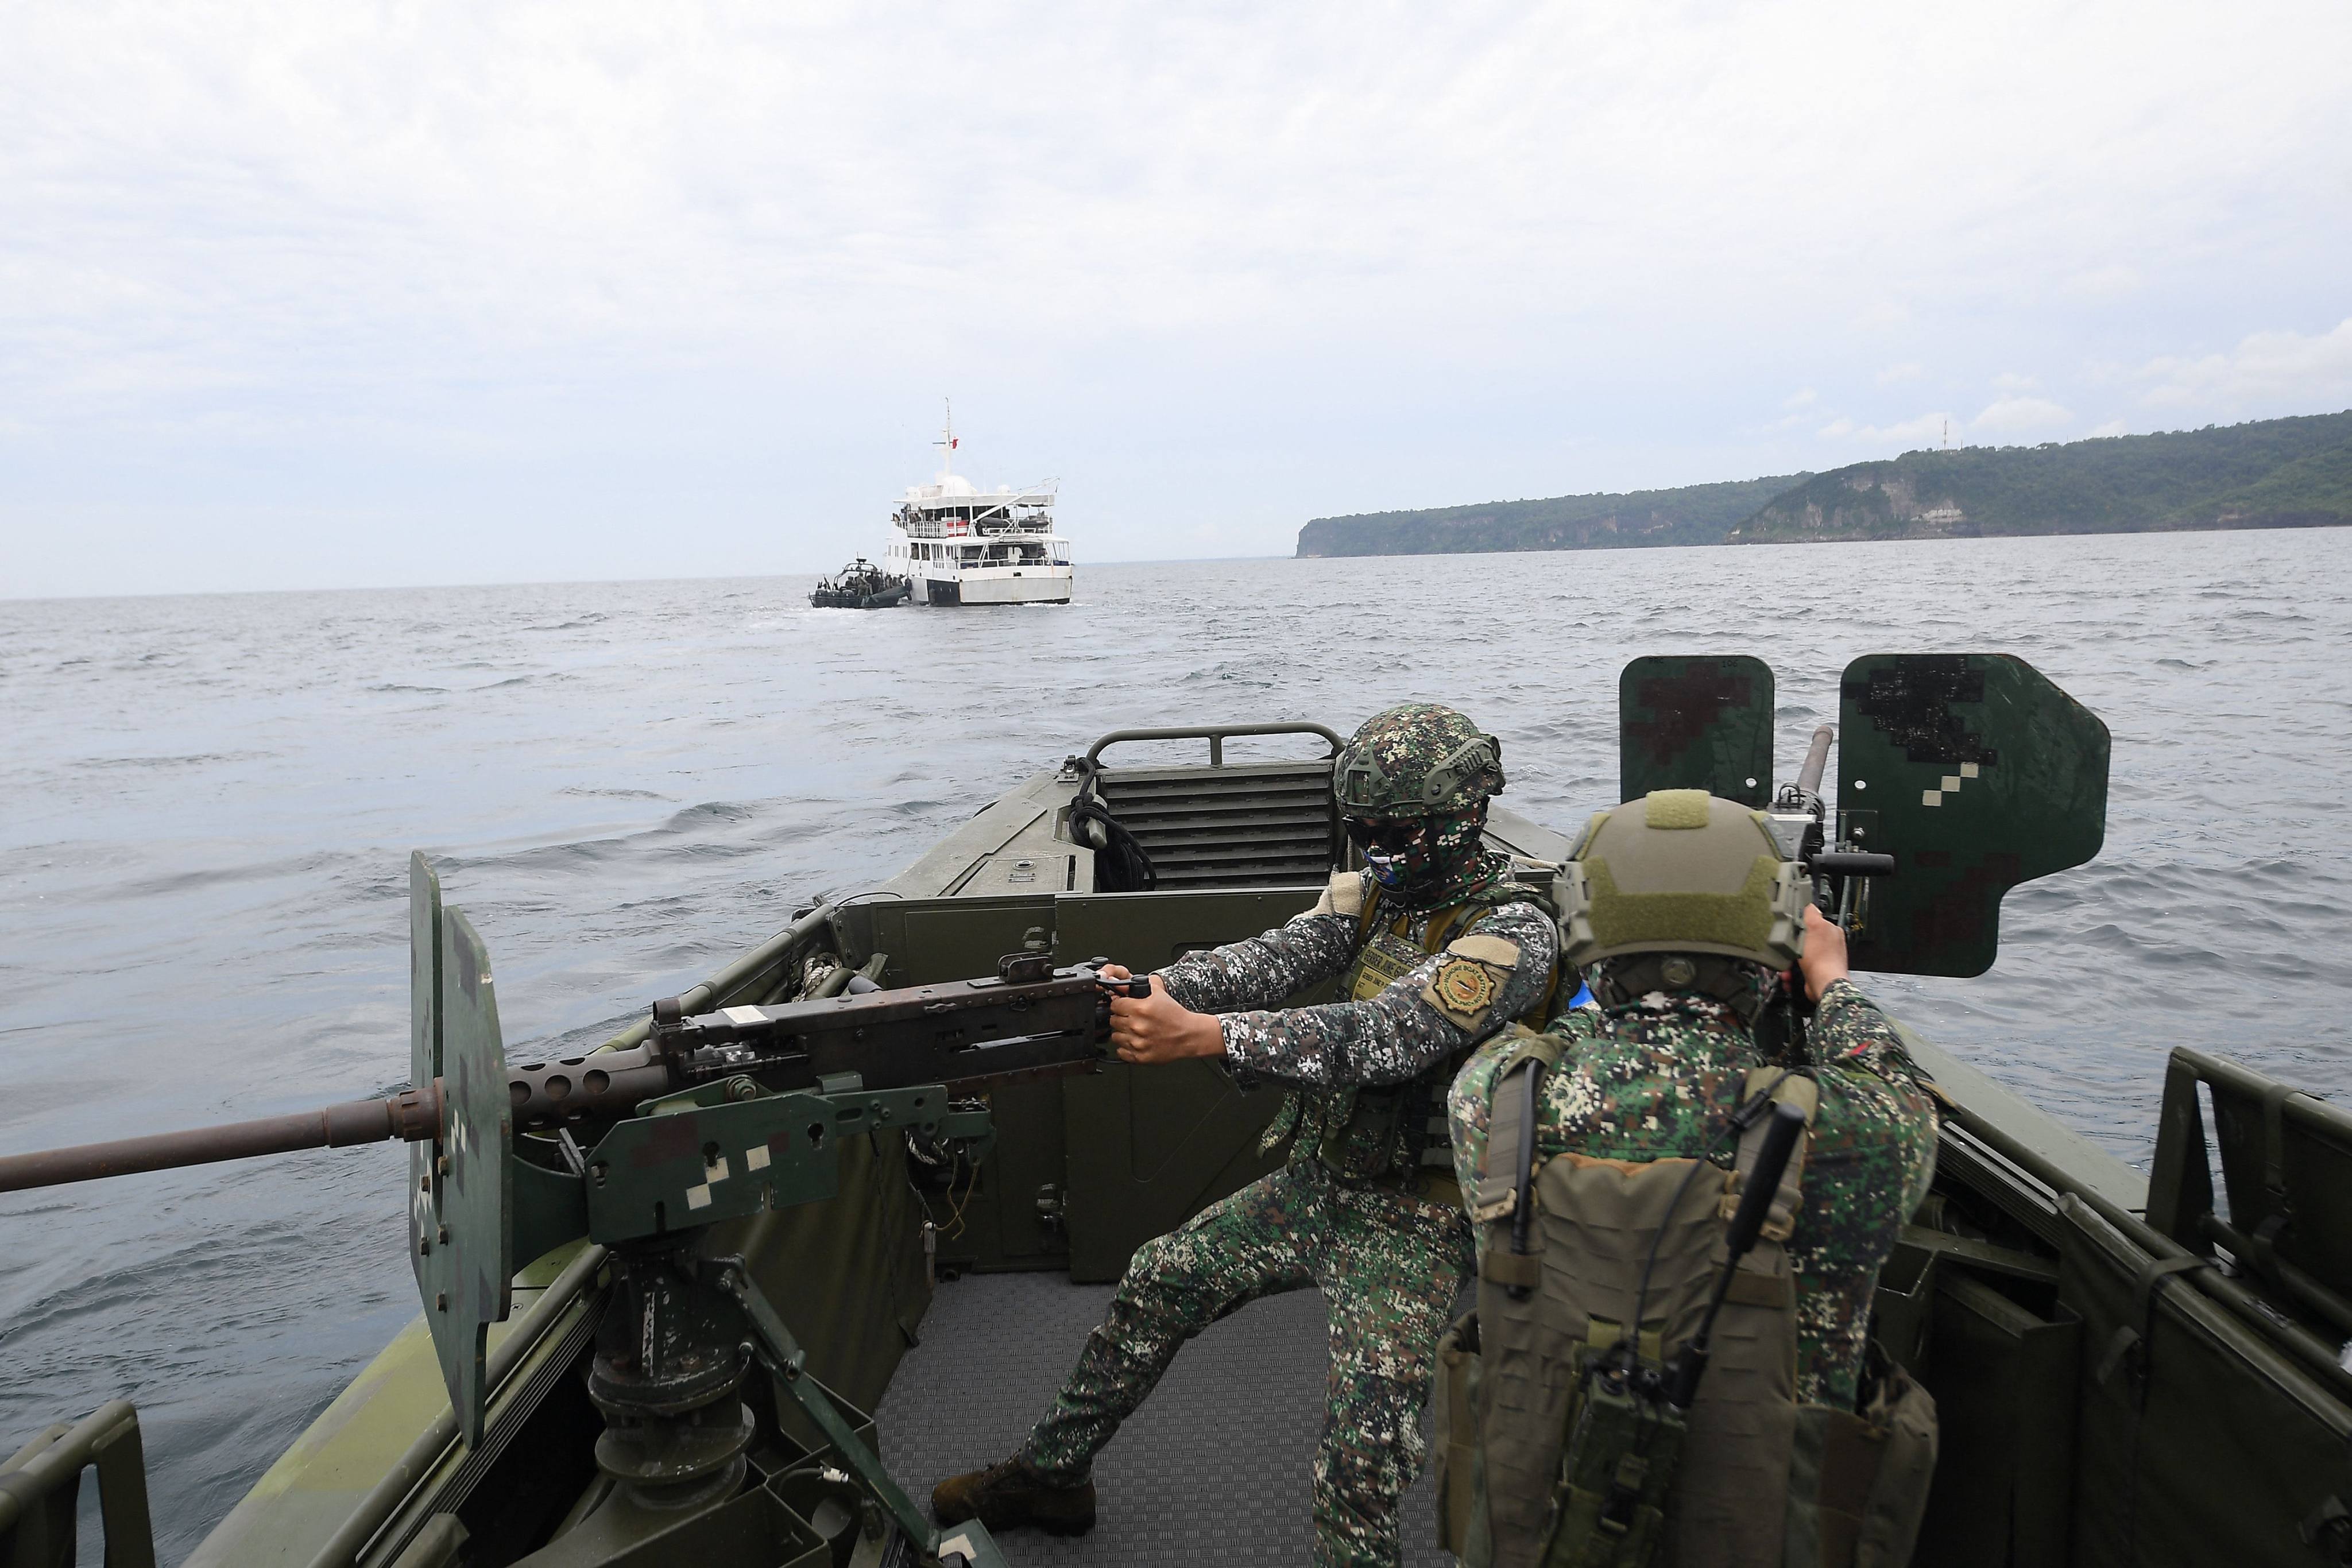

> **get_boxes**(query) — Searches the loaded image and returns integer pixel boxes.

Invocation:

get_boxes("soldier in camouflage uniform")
[1444,791,1940,1567]
[933,704,1560,1568]
[1449,910,1937,1410]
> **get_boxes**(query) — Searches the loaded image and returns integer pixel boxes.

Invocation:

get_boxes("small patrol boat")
[3,657,2347,1568]
[808,557,910,610]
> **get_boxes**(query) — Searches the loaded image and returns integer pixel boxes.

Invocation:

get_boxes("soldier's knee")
[1096,1240,1212,1350]
[1120,1232,1179,1285]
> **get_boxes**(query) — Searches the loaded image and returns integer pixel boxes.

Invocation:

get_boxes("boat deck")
[878,1270,1453,1566]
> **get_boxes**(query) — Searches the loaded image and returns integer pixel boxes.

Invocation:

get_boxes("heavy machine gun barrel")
[0,955,1142,1194]
[1794,723,1835,797]
[0,1084,443,1193]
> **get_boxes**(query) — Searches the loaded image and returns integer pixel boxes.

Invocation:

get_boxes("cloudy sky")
[5,1,2349,597]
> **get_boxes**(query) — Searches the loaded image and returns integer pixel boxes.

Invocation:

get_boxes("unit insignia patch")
[1426,957,1501,1026]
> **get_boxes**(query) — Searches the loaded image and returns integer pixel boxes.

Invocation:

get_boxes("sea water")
[2,528,2347,1558]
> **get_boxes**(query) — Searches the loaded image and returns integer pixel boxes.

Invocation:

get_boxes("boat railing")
[2146,1046,2352,1350]
[0,1399,157,1567]
[1085,722,1343,771]
[1080,724,1345,889]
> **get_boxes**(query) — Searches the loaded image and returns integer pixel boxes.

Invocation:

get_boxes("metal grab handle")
[0,1399,156,1563]
[1085,722,1343,769]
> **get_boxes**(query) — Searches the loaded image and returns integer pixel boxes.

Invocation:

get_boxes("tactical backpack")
[1432,1042,1937,1568]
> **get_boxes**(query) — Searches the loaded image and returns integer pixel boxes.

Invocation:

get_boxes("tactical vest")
[1434,1040,1937,1568]
[1258,870,1558,1204]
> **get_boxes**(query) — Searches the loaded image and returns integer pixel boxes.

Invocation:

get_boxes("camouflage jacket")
[1158,856,1557,1182]
[1446,978,1938,1408]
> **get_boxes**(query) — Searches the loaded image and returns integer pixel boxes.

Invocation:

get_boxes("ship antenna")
[934,397,956,481]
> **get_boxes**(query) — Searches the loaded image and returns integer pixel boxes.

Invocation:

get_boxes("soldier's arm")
[1151,870,1368,1014]
[1784,989,1941,1406]
[1448,1009,1604,1203]
[1219,900,1558,1090]
[1446,1035,1511,1199]
[1806,982,1938,1213]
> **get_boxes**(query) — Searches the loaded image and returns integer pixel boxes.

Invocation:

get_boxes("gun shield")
[1835,653,2110,977]
[409,860,516,1449]
[1618,656,1776,808]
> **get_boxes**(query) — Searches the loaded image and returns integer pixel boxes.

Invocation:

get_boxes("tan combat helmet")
[1555,788,1810,978]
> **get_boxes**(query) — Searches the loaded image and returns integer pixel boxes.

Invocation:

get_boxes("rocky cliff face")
[1734,413,2352,545]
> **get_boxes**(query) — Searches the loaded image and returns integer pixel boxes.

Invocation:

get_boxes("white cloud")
[2087,418,2129,438]
[2138,319,2352,411]
[1971,397,2075,434]
[1782,389,1820,410]
[1819,412,1953,445]
[1876,362,1924,385]
[2069,264,2142,299]
[1991,371,2040,392]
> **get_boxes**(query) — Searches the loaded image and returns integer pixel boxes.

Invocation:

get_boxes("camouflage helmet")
[1333,703,1505,817]
[1555,789,1809,971]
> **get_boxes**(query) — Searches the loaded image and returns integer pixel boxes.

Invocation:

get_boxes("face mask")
[1347,811,1487,903]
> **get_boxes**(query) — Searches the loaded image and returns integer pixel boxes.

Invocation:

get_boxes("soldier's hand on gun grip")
[1101,966,1225,1064]
[1798,905,1850,1003]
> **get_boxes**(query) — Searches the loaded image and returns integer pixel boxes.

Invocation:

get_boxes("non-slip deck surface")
[876,1270,1452,1566]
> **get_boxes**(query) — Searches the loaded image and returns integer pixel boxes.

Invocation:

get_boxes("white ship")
[882,408,1071,606]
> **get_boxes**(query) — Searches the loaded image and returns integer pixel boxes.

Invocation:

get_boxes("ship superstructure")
[883,407,1071,606]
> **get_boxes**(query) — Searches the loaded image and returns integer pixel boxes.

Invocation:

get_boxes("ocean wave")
[77,750,275,770]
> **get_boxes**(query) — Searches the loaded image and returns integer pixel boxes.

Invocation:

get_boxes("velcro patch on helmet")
[1645,789,1713,829]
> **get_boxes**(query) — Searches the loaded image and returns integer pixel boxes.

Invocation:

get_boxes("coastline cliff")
[1297,410,2352,557]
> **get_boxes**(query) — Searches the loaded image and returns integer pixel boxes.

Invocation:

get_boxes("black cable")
[1069,795,1157,892]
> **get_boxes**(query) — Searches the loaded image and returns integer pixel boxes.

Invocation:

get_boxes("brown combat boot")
[930,1456,1097,1536]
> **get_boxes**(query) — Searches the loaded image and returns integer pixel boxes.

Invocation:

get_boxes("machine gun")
[1763,721,1899,935]
[0,946,1136,1203]
[0,859,1153,1568]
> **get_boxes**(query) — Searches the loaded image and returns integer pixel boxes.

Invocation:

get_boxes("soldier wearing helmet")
[935,703,1559,1568]
[1436,791,1940,1568]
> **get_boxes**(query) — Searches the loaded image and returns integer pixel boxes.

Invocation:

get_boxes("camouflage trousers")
[1018,1163,1474,1568]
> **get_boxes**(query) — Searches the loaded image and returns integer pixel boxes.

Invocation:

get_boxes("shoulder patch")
[1312,868,1367,918]
[1446,932,1522,969]
[1425,955,1504,1029]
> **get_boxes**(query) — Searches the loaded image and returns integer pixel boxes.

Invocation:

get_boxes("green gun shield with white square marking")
[1836,653,2109,978]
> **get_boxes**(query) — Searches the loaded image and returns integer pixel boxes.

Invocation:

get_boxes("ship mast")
[934,398,957,482]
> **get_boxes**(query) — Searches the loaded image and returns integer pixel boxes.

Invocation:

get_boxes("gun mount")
[0,854,1163,1567]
